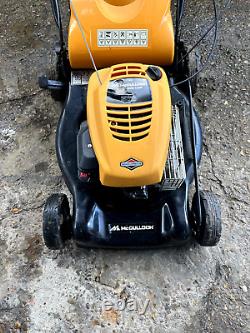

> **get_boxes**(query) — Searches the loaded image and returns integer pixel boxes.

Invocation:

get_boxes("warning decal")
[97,29,148,48]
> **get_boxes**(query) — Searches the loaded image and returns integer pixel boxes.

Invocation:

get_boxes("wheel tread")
[192,190,222,246]
[43,193,71,250]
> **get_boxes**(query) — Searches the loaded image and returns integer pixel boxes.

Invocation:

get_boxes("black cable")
[177,21,216,66]
[171,0,231,88]
[50,0,65,48]
[50,0,60,28]
[177,0,185,26]
[176,0,185,39]
[171,0,218,88]
[177,0,231,66]
[175,0,185,45]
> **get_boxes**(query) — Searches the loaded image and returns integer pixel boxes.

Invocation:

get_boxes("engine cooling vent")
[161,105,186,190]
[111,65,146,78]
[107,103,152,142]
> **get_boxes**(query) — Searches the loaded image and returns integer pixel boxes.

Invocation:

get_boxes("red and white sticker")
[120,158,143,171]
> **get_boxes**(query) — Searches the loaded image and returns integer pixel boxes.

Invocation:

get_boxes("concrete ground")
[0,0,249,332]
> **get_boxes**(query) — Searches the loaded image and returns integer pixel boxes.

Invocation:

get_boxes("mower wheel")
[188,50,201,96]
[192,190,221,246]
[47,49,66,102]
[43,193,72,249]
[176,41,201,96]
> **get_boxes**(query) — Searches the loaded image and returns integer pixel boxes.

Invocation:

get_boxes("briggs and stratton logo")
[109,225,155,232]
[120,158,143,171]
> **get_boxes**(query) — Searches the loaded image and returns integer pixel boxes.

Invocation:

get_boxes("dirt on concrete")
[0,0,249,332]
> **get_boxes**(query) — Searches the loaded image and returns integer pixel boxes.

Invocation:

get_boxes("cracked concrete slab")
[0,0,249,332]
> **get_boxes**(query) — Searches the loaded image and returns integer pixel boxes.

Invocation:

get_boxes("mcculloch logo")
[109,225,155,232]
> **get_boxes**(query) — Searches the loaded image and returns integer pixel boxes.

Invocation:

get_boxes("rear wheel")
[192,190,222,246]
[43,193,72,249]
[47,48,67,101]
[176,41,201,95]
[188,50,201,95]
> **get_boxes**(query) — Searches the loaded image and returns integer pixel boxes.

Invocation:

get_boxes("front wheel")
[43,193,72,249]
[192,190,222,246]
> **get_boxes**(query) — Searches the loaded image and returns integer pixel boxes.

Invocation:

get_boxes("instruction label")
[97,29,148,48]
[71,71,94,85]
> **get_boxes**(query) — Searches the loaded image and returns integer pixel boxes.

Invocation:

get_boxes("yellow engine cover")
[87,63,172,187]
[68,0,174,68]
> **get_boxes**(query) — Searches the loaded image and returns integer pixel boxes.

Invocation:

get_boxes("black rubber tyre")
[47,49,67,102]
[188,50,201,96]
[192,190,222,246]
[43,193,72,249]
[176,41,201,96]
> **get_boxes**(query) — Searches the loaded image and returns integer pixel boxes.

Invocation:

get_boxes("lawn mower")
[39,0,222,249]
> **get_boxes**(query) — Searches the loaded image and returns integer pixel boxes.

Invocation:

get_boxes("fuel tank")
[87,63,172,187]
[68,0,175,68]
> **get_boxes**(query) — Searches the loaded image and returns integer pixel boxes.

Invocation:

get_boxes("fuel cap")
[146,66,163,81]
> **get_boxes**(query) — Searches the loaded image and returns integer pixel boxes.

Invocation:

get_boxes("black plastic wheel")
[188,50,201,95]
[47,49,67,102]
[192,190,222,246]
[175,41,201,95]
[43,193,72,249]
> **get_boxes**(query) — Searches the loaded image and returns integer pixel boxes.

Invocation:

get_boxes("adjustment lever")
[38,75,64,91]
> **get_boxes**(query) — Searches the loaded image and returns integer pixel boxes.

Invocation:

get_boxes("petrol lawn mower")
[39,0,222,249]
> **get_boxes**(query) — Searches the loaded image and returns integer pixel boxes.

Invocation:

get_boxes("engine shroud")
[87,63,172,187]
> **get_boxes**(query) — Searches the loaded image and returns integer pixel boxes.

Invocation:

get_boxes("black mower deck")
[54,83,202,248]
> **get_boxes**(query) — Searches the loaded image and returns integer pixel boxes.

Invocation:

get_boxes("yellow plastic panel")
[87,63,172,187]
[68,0,174,68]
